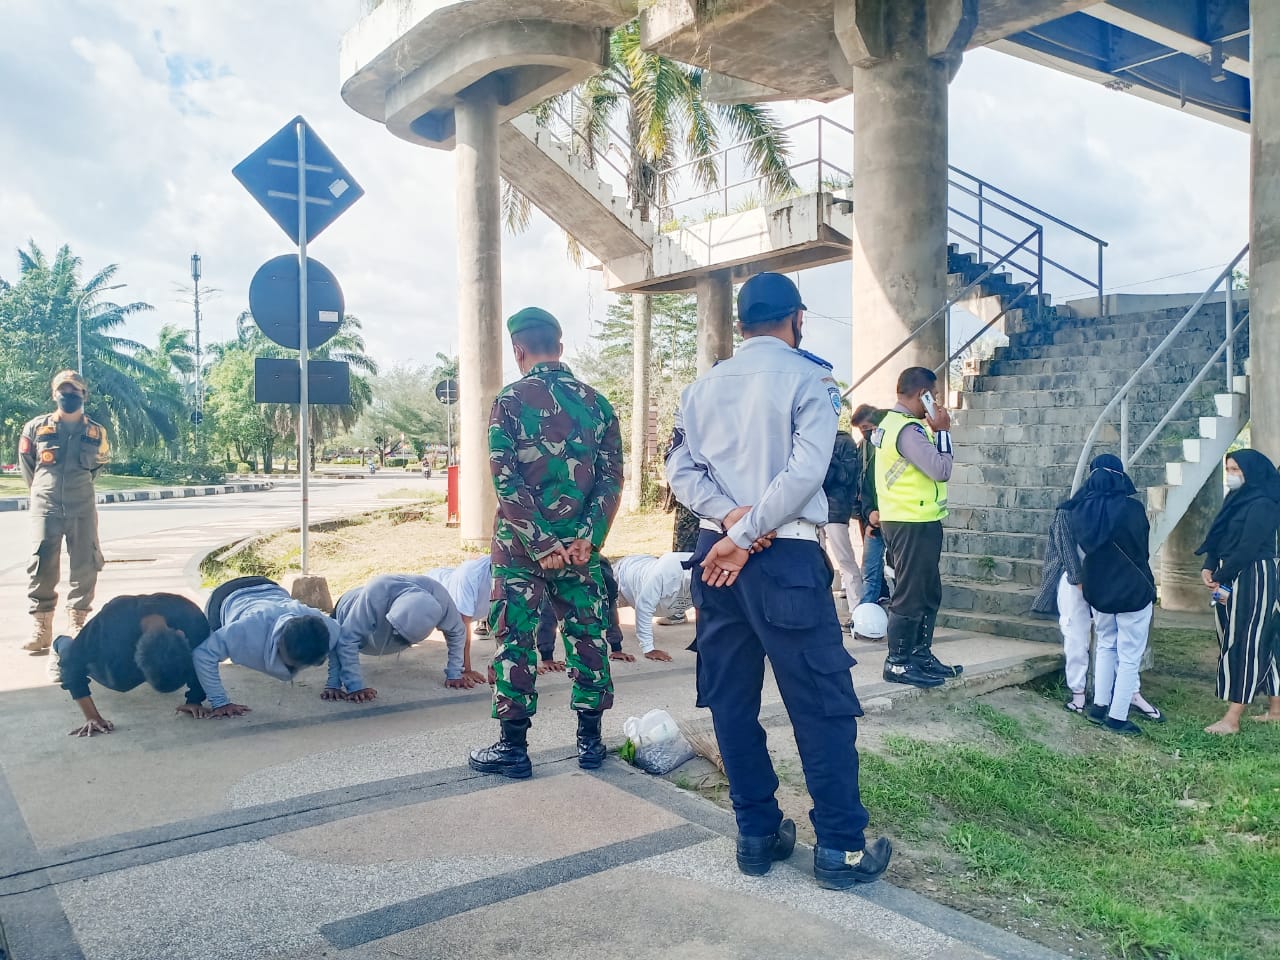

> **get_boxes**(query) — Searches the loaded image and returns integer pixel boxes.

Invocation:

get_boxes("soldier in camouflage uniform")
[468,307,624,779]
[18,370,110,655]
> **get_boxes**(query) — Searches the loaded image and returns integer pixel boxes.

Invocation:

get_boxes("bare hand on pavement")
[537,659,567,674]
[346,687,378,703]
[208,703,251,718]
[321,687,348,701]
[609,649,637,662]
[69,717,113,737]
[462,669,489,686]
[175,703,211,719]
[644,649,673,662]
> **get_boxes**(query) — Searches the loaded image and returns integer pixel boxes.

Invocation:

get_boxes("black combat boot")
[909,613,963,679]
[737,818,797,876]
[576,709,607,769]
[882,614,945,689]
[468,718,533,779]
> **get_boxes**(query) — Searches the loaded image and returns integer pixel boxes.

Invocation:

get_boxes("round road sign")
[249,254,344,351]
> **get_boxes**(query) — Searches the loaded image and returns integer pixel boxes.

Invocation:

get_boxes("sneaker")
[656,612,687,626]
[736,819,797,876]
[813,837,893,889]
[1103,716,1142,737]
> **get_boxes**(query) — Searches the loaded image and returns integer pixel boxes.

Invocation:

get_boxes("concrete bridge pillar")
[696,270,735,376]
[839,0,975,403]
[1252,0,1280,464]
[456,78,504,547]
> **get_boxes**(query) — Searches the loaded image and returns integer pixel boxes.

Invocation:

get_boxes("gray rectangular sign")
[254,358,351,405]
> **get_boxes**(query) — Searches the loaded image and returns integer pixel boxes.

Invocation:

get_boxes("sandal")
[1132,703,1166,723]
[1063,699,1086,715]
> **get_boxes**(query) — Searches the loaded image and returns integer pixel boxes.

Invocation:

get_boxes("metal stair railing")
[840,230,1043,400]
[1070,244,1250,495]
[525,103,1103,306]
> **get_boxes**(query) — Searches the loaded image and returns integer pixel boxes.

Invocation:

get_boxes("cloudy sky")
[0,1,1251,385]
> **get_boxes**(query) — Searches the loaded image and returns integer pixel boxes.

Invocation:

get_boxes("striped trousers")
[1215,558,1280,704]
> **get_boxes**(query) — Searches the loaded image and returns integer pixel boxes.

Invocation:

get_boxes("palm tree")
[0,242,182,452]
[503,19,797,508]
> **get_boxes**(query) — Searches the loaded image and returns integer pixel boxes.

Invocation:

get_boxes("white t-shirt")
[423,556,492,621]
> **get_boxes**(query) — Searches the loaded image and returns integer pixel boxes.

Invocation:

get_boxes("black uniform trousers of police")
[690,531,870,852]
[880,520,944,655]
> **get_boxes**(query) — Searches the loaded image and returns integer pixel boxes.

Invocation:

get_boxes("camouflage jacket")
[18,412,110,517]
[488,361,624,564]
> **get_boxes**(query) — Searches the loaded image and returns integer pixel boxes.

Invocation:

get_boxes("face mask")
[1226,474,1244,491]
[57,393,83,413]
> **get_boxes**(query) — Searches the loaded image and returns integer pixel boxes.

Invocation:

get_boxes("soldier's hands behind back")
[701,537,749,587]
[567,539,593,566]
[539,545,571,572]
[176,703,211,719]
[69,717,114,738]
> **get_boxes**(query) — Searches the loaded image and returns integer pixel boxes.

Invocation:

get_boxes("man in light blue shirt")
[194,577,367,717]
[334,573,482,689]
[667,272,890,889]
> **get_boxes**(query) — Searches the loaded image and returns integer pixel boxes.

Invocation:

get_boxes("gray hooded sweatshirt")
[333,574,467,681]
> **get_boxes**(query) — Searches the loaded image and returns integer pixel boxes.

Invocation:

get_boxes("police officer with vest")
[667,272,891,889]
[18,370,109,655]
[872,366,962,688]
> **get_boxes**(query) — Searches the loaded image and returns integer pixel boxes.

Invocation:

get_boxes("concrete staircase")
[941,300,1249,643]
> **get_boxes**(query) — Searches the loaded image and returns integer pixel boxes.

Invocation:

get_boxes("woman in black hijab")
[1197,449,1280,734]
[1061,454,1158,735]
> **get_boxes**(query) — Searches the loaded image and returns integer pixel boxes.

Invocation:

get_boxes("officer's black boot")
[576,709,607,769]
[909,613,963,679]
[468,718,533,779]
[882,614,944,689]
[737,818,797,876]
[814,837,893,889]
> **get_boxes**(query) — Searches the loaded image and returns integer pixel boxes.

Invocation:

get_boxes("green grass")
[0,474,166,496]
[377,487,440,500]
[854,628,1280,960]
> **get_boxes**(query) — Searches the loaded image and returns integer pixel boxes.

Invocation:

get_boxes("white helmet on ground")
[851,602,888,640]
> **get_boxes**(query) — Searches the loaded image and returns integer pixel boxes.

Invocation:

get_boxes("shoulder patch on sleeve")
[664,427,685,463]
[825,384,842,414]
[907,423,928,439]
[18,435,32,454]
[36,423,57,436]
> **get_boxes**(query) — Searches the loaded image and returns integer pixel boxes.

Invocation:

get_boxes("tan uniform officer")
[18,370,110,654]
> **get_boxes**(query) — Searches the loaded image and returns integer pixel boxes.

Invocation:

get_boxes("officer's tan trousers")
[27,512,103,614]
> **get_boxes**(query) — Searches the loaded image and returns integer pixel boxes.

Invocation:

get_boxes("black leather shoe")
[1086,704,1109,725]
[576,709,607,769]
[1104,716,1142,737]
[882,659,945,688]
[910,650,964,679]
[736,818,796,876]
[814,836,893,889]
[468,718,533,779]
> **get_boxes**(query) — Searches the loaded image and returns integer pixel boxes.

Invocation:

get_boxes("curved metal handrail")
[1070,244,1249,494]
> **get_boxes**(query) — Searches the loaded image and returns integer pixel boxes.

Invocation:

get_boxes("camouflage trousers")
[489,557,614,720]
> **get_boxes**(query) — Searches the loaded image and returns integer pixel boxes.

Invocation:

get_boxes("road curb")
[0,481,275,512]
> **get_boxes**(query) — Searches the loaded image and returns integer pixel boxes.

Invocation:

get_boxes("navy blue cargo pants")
[690,531,870,853]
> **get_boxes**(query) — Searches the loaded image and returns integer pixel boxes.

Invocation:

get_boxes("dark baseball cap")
[737,272,807,325]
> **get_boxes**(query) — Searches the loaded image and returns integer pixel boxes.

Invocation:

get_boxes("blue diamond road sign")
[232,116,364,245]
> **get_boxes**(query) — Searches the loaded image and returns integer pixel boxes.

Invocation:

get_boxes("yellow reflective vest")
[873,410,948,523]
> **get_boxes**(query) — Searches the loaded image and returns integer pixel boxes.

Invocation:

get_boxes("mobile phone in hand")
[922,391,938,420]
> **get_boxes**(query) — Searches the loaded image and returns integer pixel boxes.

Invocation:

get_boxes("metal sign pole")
[296,119,310,575]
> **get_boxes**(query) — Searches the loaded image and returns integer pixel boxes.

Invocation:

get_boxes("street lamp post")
[190,253,204,422]
[76,283,127,374]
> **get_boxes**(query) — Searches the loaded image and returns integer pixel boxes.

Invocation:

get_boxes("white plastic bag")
[622,709,695,775]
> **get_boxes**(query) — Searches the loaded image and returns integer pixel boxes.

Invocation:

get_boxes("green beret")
[507,307,562,337]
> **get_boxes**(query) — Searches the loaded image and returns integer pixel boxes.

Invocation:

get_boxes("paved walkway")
[0,483,1066,960]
